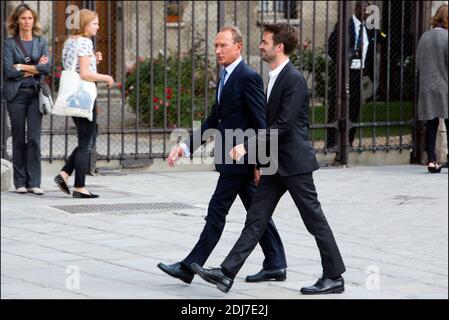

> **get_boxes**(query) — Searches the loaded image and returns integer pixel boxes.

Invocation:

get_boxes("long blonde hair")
[7,3,43,37]
[72,9,98,37]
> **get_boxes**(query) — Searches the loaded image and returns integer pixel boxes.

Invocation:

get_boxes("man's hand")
[95,52,103,65]
[167,146,184,167]
[22,72,34,77]
[38,55,49,65]
[254,167,261,186]
[229,144,247,161]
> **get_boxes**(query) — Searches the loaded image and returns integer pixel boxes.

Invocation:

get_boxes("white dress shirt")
[180,56,243,157]
[266,58,290,102]
[351,15,369,70]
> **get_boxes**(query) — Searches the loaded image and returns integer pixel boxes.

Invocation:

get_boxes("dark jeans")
[61,105,97,188]
[426,118,449,162]
[6,86,42,188]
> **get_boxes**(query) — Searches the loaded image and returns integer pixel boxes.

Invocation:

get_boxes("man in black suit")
[326,0,386,148]
[191,23,346,295]
[157,26,287,285]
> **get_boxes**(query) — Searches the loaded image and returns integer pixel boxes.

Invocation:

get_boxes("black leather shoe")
[191,263,233,293]
[246,268,286,282]
[157,262,194,284]
[300,276,345,295]
[54,174,70,195]
[72,191,99,198]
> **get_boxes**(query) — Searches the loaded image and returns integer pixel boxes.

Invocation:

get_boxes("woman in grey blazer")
[416,4,448,173]
[3,4,50,194]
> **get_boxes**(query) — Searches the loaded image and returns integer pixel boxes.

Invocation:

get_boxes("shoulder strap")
[70,37,81,72]
[13,35,32,64]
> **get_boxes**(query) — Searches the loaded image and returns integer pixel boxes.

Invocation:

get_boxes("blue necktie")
[218,69,227,103]
[356,23,363,51]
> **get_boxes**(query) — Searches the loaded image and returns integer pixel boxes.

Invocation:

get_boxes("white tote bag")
[52,39,97,121]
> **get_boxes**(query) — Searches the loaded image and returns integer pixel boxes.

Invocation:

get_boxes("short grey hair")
[219,26,243,44]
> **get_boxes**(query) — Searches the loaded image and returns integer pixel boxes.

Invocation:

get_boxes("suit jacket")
[254,62,319,176]
[3,36,51,102]
[328,18,385,81]
[184,59,267,174]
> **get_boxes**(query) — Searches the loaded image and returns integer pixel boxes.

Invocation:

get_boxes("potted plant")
[166,2,185,23]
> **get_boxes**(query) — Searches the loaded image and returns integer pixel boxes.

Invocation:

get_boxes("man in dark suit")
[326,0,386,148]
[157,26,287,285]
[191,23,346,295]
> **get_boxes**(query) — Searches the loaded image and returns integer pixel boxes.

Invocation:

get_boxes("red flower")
[166,95,172,100]
[165,87,173,95]
[126,64,136,75]
[56,66,62,71]
[159,99,163,105]
[165,101,171,107]
[55,73,61,78]
[116,82,123,89]
[153,96,159,102]
[154,105,160,111]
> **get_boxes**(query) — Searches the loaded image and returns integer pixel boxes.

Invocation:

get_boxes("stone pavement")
[1,165,447,299]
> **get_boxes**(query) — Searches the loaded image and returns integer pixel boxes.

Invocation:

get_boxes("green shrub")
[291,42,334,100]
[124,47,216,128]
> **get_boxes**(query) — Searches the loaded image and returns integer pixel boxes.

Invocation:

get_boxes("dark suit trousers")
[182,172,287,271]
[7,86,42,189]
[221,172,346,279]
[326,69,362,148]
[348,69,362,145]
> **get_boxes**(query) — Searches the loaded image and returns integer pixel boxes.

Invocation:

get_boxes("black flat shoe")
[72,191,99,198]
[427,162,442,173]
[54,174,70,195]
[245,268,286,282]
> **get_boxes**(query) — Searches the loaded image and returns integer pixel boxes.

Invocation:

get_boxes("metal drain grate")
[52,202,196,214]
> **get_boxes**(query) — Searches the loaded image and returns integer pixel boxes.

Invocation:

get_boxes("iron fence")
[1,1,431,166]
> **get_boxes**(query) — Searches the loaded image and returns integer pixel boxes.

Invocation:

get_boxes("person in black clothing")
[326,1,386,149]
[157,26,287,286]
[191,23,346,295]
